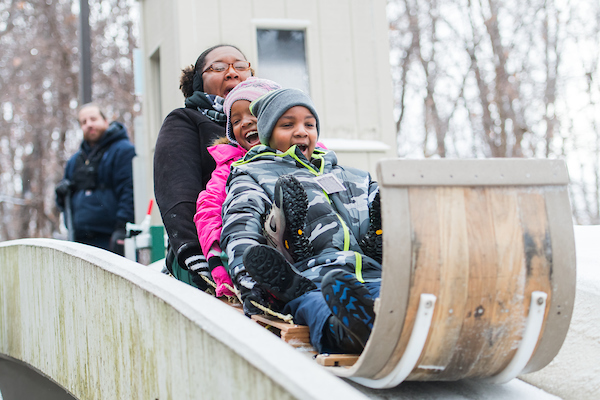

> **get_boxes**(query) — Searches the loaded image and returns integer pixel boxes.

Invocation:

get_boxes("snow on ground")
[352,377,561,399]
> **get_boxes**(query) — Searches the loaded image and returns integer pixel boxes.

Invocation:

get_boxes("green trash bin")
[149,225,166,263]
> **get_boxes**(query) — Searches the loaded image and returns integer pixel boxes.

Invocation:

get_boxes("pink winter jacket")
[194,143,247,257]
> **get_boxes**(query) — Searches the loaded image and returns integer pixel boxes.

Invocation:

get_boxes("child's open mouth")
[296,144,308,154]
[245,130,259,145]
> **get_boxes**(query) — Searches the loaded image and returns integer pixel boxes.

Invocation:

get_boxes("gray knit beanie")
[249,88,320,146]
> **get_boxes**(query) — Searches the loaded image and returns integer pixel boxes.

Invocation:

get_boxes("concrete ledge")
[0,239,366,400]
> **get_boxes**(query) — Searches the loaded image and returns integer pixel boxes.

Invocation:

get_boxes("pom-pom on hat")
[224,77,281,144]
[249,88,320,146]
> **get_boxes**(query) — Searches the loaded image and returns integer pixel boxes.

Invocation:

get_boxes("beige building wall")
[137,0,397,220]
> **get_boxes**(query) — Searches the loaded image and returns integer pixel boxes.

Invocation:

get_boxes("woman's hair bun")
[179,65,196,98]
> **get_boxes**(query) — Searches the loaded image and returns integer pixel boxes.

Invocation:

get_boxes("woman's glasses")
[202,61,251,74]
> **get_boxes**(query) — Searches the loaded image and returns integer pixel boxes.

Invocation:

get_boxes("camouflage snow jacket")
[221,144,382,285]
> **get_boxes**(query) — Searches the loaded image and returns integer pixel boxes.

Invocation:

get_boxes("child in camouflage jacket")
[221,88,382,353]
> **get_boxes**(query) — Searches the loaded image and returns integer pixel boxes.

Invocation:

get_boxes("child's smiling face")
[269,106,318,159]
[230,100,260,150]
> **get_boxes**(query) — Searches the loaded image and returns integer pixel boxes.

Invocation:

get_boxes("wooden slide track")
[0,158,575,398]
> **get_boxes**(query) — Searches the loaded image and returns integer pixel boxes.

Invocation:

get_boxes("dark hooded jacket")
[153,107,226,264]
[62,121,136,235]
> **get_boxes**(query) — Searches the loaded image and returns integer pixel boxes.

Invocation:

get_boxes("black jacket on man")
[61,121,136,238]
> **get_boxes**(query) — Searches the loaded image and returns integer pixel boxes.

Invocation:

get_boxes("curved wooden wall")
[333,159,576,384]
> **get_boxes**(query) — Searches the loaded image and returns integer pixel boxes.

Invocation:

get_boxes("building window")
[256,29,309,94]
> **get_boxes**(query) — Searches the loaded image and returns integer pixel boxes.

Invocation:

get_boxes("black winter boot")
[321,269,375,348]
[321,315,365,354]
[243,244,317,303]
[358,191,382,264]
[262,174,314,264]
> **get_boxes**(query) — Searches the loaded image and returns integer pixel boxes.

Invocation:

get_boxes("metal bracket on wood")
[351,293,437,389]
[485,291,548,384]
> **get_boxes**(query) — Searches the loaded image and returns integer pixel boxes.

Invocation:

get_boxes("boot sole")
[243,244,317,303]
[264,175,313,263]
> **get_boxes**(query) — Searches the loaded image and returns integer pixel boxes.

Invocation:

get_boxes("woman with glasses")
[154,44,253,289]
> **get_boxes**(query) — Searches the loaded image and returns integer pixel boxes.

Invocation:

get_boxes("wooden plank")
[409,187,469,380]
[220,303,315,350]
[377,187,442,379]
[518,191,553,295]
[517,191,553,353]
[286,340,315,350]
[441,187,498,379]
[377,159,570,187]
[280,331,310,341]
[251,314,309,333]
[476,187,527,375]
[251,314,314,349]
[251,314,292,328]
[316,354,360,367]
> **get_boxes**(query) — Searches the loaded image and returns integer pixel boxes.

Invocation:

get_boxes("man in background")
[55,103,136,255]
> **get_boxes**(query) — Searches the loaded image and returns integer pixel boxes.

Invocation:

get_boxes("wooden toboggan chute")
[265,159,575,389]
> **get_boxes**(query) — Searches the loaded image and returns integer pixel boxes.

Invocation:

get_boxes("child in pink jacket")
[194,78,281,297]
